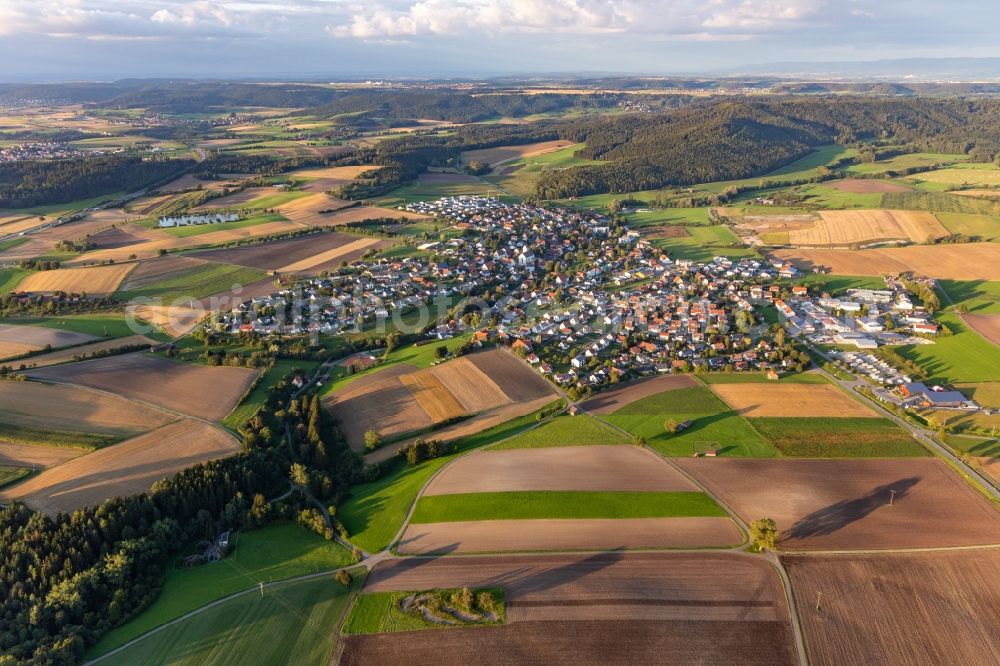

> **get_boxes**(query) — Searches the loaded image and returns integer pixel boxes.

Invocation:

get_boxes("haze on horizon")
[0,0,997,81]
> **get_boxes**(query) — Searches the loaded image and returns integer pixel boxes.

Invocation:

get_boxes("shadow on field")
[785,476,921,541]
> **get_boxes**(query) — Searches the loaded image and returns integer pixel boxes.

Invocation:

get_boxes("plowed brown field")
[27,353,260,422]
[0,381,174,436]
[785,550,1000,666]
[424,446,697,495]
[398,369,466,422]
[675,458,1000,550]
[963,313,1000,346]
[428,356,511,412]
[343,553,796,666]
[0,419,239,514]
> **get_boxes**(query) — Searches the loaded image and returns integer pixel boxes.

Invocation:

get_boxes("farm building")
[158,212,240,228]
[900,382,977,409]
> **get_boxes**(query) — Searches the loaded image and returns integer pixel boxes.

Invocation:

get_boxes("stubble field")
[708,382,877,418]
[772,243,1000,280]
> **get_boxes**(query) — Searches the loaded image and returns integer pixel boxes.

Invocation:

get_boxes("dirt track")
[344,552,795,666]
[397,517,742,554]
[579,374,698,414]
[424,446,698,495]
[785,549,1000,666]
[676,457,1000,550]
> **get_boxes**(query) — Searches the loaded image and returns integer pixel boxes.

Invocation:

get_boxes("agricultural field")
[97,573,362,666]
[933,212,1000,239]
[897,313,1000,383]
[0,267,29,293]
[116,261,267,303]
[676,457,1000,550]
[0,442,85,469]
[16,263,135,297]
[963,313,1000,346]
[423,446,697,495]
[938,279,1000,313]
[0,209,127,262]
[343,553,796,665]
[824,178,911,193]
[339,402,576,552]
[192,231,392,275]
[0,466,30,489]
[342,588,504,635]
[785,550,1000,666]
[772,243,1000,280]
[461,140,576,167]
[0,322,97,360]
[0,419,239,514]
[0,380,174,442]
[325,348,554,451]
[89,523,356,658]
[579,374,698,414]
[791,210,947,246]
[27,353,261,422]
[375,172,496,208]
[903,162,1000,186]
[748,417,924,457]
[489,414,630,449]
[708,382,877,418]
[601,385,778,457]
[17,334,157,368]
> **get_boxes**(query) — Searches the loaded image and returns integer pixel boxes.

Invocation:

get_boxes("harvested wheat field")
[0,381,174,437]
[20,335,156,368]
[787,210,947,246]
[462,140,575,166]
[87,226,146,250]
[426,356,512,412]
[0,442,86,469]
[124,304,204,338]
[675,458,1000,550]
[0,208,133,260]
[398,516,742,554]
[709,383,877,418]
[425,446,698,495]
[193,231,386,273]
[398,369,466,422]
[345,553,795,666]
[0,213,54,236]
[288,165,383,192]
[579,374,698,414]
[159,174,236,193]
[0,419,239,514]
[16,263,134,296]
[464,348,555,401]
[773,243,1000,280]
[0,323,97,359]
[963,313,1000,346]
[27,353,260,422]
[784,550,1000,666]
[324,364,433,450]
[364,394,556,464]
[825,178,911,193]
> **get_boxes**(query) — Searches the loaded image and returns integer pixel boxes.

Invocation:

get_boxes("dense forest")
[0,155,193,208]
[0,371,359,663]
[532,97,1000,197]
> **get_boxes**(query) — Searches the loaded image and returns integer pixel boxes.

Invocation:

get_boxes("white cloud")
[327,0,832,39]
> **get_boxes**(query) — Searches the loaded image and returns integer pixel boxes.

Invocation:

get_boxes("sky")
[0,0,996,80]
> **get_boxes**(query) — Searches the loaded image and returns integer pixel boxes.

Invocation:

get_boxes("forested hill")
[533,97,1000,197]
[0,156,194,208]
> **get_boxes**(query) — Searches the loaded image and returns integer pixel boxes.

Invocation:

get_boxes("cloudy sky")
[0,0,994,80]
